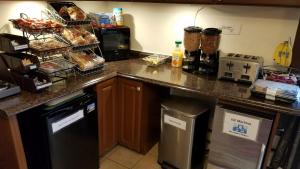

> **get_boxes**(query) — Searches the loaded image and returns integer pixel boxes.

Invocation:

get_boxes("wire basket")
[74,63,104,76]
[29,36,71,56]
[46,2,92,26]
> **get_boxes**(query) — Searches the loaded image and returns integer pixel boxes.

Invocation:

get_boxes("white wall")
[73,1,108,13]
[0,1,46,35]
[0,1,299,65]
[105,2,300,65]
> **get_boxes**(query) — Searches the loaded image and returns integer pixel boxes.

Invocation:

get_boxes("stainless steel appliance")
[95,26,130,61]
[158,96,209,169]
[218,53,263,84]
[207,105,273,169]
[0,80,20,99]
[18,91,99,169]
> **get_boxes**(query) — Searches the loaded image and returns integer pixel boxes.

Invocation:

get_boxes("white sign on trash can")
[222,111,260,141]
[164,114,186,130]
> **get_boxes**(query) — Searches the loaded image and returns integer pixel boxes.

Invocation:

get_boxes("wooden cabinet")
[96,78,118,156]
[96,77,167,155]
[292,18,300,69]
[118,78,142,152]
[118,77,162,154]
[0,116,28,169]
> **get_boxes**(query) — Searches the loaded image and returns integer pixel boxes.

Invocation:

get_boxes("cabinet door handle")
[136,87,141,91]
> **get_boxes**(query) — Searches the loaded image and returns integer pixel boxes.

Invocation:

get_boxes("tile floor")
[100,144,161,169]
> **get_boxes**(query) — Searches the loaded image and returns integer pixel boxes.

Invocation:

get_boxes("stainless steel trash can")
[207,105,273,169]
[158,96,210,169]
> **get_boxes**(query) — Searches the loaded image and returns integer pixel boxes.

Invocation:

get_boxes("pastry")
[30,38,68,51]
[21,58,33,66]
[39,62,62,73]
[69,52,104,71]
[12,18,63,33]
[62,27,98,45]
[67,6,86,21]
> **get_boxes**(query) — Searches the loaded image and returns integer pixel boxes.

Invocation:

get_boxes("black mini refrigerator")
[18,93,99,169]
[95,26,130,61]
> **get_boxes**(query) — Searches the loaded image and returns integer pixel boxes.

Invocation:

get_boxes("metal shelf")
[9,12,105,83]
[29,36,71,59]
[46,3,92,26]
[74,64,104,76]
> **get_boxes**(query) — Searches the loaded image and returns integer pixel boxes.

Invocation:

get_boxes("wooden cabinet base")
[0,116,27,169]
[118,77,167,154]
[139,83,162,154]
[118,78,142,152]
[96,78,118,157]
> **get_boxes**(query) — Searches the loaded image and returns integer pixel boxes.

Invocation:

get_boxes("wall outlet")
[218,23,242,35]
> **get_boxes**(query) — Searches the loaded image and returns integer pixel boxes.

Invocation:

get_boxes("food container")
[113,8,124,26]
[89,12,114,27]
[39,58,75,74]
[9,18,63,35]
[184,26,202,52]
[0,52,39,74]
[62,27,99,51]
[29,37,71,56]
[68,51,105,75]
[11,71,52,92]
[201,28,222,55]
[0,34,29,53]
[251,79,300,103]
[142,54,170,67]
[47,2,91,25]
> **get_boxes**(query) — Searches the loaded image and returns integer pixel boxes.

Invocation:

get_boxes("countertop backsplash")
[0,1,299,65]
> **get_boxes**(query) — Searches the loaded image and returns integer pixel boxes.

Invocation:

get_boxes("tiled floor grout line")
[101,144,159,169]
[106,157,132,169]
[130,154,145,169]
[105,145,120,156]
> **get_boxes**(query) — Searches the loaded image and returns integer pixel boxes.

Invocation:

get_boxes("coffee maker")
[182,26,202,73]
[198,28,222,74]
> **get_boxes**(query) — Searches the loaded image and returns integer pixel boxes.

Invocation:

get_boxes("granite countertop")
[1,58,300,118]
[0,66,117,118]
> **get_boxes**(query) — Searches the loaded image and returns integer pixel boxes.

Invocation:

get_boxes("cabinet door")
[118,77,142,152]
[96,78,118,156]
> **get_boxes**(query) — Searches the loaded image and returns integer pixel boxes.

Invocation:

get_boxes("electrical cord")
[194,7,206,27]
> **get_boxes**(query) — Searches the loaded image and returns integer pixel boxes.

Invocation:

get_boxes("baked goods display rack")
[9,13,76,83]
[46,1,105,76]
[6,1,105,85]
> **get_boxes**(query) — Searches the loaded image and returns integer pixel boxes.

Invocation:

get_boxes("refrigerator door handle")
[257,144,266,169]
[51,109,84,134]
[50,106,73,115]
